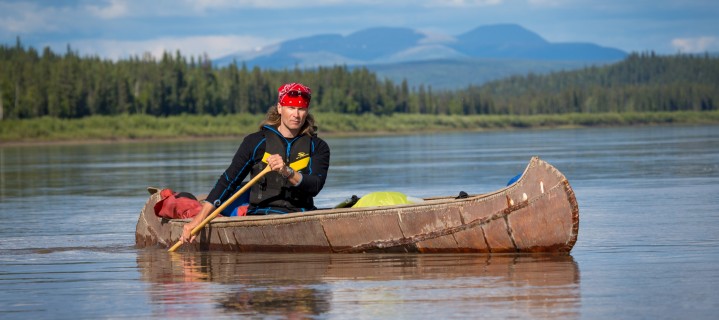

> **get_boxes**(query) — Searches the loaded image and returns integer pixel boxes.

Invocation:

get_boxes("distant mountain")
[214,24,627,89]
[367,58,606,90]
[217,27,427,68]
[450,24,625,61]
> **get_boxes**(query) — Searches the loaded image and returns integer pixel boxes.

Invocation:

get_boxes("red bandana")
[278,82,311,108]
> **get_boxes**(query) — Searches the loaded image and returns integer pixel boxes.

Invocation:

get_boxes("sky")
[1,0,718,61]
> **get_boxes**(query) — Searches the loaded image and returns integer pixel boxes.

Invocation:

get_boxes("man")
[180,82,330,244]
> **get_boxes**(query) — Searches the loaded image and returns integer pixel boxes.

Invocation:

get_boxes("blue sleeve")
[294,137,330,197]
[205,133,264,206]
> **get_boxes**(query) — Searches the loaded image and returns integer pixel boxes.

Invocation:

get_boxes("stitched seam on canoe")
[231,229,242,252]
[480,224,492,253]
[142,205,167,247]
[315,212,336,252]
[219,228,229,248]
[396,211,408,249]
[503,214,519,252]
[564,179,580,251]
[503,180,570,252]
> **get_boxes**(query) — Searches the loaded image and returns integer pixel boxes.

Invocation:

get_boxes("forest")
[1,38,717,121]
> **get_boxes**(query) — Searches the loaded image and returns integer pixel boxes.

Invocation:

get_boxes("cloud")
[3,0,718,58]
[87,0,129,19]
[417,30,457,45]
[56,34,276,60]
[671,36,719,53]
[75,0,366,17]
[0,2,64,33]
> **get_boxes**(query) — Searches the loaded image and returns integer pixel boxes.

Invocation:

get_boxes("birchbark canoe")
[135,156,579,253]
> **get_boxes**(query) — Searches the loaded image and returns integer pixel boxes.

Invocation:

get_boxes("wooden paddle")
[168,165,272,252]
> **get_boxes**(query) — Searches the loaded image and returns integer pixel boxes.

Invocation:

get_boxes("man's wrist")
[200,199,218,207]
[282,165,294,179]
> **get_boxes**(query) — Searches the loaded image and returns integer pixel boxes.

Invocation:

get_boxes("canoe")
[135,156,579,253]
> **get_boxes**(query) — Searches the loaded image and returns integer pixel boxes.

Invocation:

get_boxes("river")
[1,125,718,319]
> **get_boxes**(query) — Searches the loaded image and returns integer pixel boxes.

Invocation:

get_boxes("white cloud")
[671,36,719,53]
[56,35,276,61]
[417,30,457,45]
[0,2,64,33]
[87,0,129,19]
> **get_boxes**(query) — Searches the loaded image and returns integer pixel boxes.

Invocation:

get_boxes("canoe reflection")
[137,251,580,318]
[219,287,331,315]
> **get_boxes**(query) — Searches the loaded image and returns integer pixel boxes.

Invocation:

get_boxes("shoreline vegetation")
[2,111,718,146]
[4,45,718,147]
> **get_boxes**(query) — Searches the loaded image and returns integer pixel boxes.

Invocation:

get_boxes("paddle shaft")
[167,165,272,252]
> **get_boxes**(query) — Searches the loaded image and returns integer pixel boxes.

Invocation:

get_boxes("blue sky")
[1,0,717,61]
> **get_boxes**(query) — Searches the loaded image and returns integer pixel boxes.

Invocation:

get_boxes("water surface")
[1,125,718,319]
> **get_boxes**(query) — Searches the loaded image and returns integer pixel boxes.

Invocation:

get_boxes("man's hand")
[180,223,197,244]
[179,202,214,244]
[266,154,286,172]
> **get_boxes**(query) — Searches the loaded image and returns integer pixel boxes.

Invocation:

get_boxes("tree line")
[470,52,718,115]
[1,38,717,120]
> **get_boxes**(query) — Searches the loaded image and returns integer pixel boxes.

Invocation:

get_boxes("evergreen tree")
[0,42,717,120]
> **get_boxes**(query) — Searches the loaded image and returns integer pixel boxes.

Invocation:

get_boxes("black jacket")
[205,125,330,213]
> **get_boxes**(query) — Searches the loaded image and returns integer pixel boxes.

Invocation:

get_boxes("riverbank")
[2,111,719,146]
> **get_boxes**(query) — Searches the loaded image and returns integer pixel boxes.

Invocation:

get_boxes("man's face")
[278,104,308,132]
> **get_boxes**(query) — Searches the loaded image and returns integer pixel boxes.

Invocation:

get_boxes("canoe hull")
[136,157,579,253]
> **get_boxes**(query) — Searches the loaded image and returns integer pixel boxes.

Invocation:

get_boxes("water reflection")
[219,288,331,317]
[137,251,581,318]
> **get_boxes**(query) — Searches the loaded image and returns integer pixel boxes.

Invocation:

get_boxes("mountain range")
[214,24,628,89]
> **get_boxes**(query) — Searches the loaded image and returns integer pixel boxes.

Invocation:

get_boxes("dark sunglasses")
[286,90,311,101]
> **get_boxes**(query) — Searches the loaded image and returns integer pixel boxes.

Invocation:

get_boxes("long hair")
[260,104,317,136]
